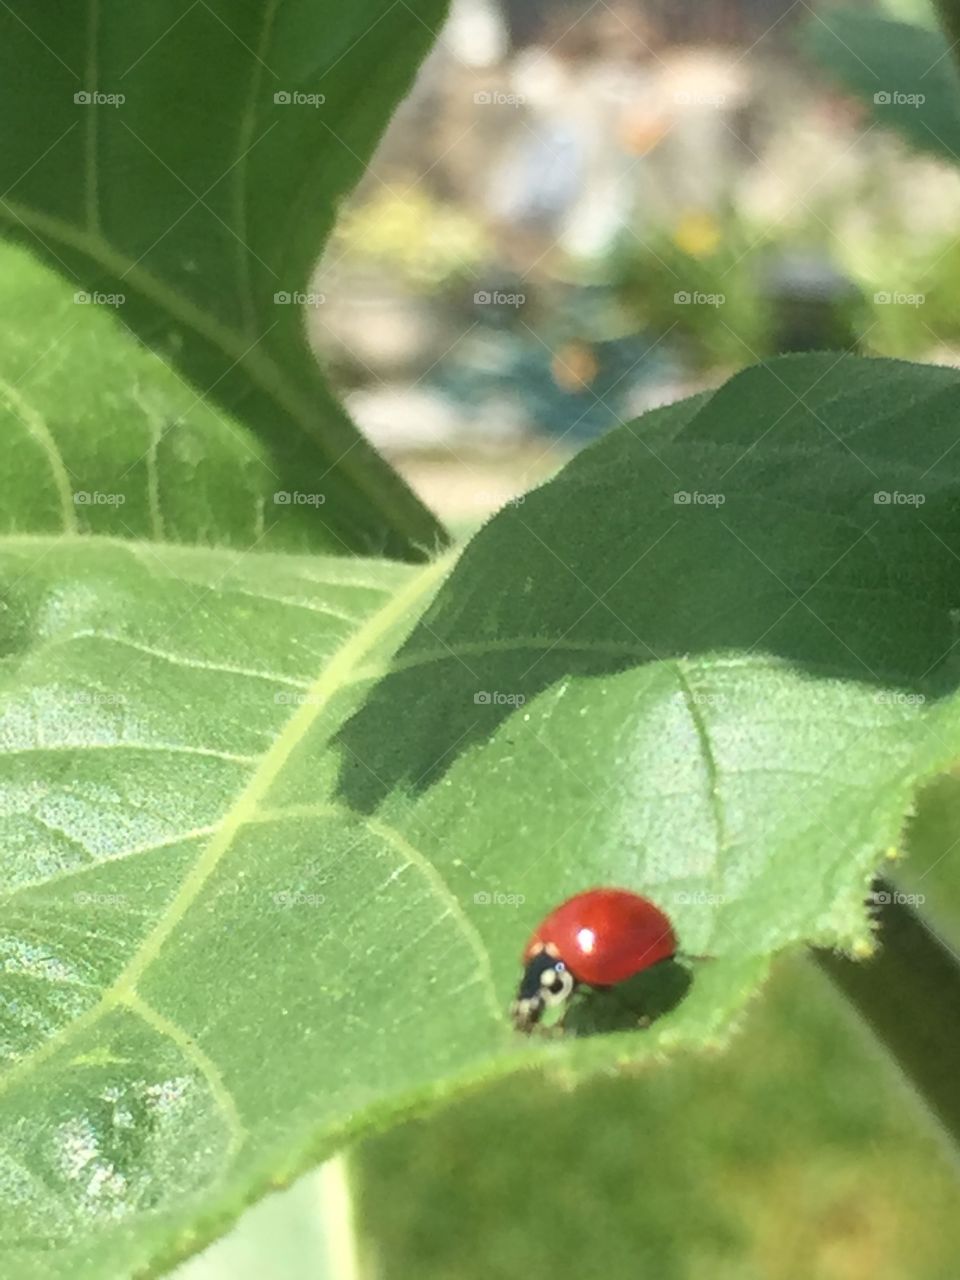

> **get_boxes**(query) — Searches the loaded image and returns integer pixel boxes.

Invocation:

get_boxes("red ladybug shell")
[523,888,676,987]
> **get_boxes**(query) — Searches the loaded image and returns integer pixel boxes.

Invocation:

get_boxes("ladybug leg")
[529,1022,565,1039]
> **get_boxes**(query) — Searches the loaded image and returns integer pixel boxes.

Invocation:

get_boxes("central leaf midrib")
[0,549,455,1098]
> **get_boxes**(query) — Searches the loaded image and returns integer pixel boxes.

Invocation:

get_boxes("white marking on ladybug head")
[513,948,578,1032]
[539,962,575,1006]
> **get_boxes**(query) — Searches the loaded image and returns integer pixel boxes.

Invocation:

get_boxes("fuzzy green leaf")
[0,241,347,553]
[4,355,960,1277]
[0,0,448,557]
[803,8,960,163]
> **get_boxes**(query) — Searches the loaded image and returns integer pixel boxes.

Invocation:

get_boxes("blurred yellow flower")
[672,210,721,258]
[333,188,489,286]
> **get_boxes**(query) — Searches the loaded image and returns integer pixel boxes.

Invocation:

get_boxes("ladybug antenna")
[510,946,577,1033]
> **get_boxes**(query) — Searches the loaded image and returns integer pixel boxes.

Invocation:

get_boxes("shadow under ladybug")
[559,960,694,1036]
[510,888,695,1037]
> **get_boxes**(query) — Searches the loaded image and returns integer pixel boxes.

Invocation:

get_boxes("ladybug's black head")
[510,944,577,1033]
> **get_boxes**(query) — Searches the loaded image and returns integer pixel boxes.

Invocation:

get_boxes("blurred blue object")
[429,284,679,443]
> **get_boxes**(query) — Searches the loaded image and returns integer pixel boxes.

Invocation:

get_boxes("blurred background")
[311,0,960,524]
[181,1,960,1276]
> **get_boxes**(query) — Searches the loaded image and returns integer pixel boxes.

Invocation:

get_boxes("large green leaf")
[4,354,960,1277]
[802,7,960,162]
[0,0,448,558]
[0,240,346,552]
[339,353,960,957]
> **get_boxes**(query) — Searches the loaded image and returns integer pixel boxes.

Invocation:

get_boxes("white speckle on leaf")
[58,1117,128,1209]
[145,1077,188,1111]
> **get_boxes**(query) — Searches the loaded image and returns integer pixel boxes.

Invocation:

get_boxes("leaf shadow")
[335,358,960,815]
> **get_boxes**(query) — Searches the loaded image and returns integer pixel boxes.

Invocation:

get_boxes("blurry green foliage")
[355,954,960,1280]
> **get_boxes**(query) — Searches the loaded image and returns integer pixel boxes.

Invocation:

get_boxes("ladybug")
[511,888,677,1032]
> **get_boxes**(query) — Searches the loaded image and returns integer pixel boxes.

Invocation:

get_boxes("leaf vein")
[0,552,454,1097]
[43,630,314,687]
[1,743,258,764]
[363,815,501,1023]
[0,825,219,904]
[672,660,728,925]
[0,374,77,533]
[124,989,246,1159]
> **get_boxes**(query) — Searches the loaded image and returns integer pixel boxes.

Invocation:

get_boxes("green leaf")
[898,769,960,935]
[339,352,960,959]
[0,240,348,552]
[802,7,960,162]
[5,354,960,1276]
[0,0,448,558]
[0,538,469,1280]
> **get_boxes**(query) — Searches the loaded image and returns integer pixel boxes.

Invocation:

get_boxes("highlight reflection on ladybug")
[511,888,678,1032]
